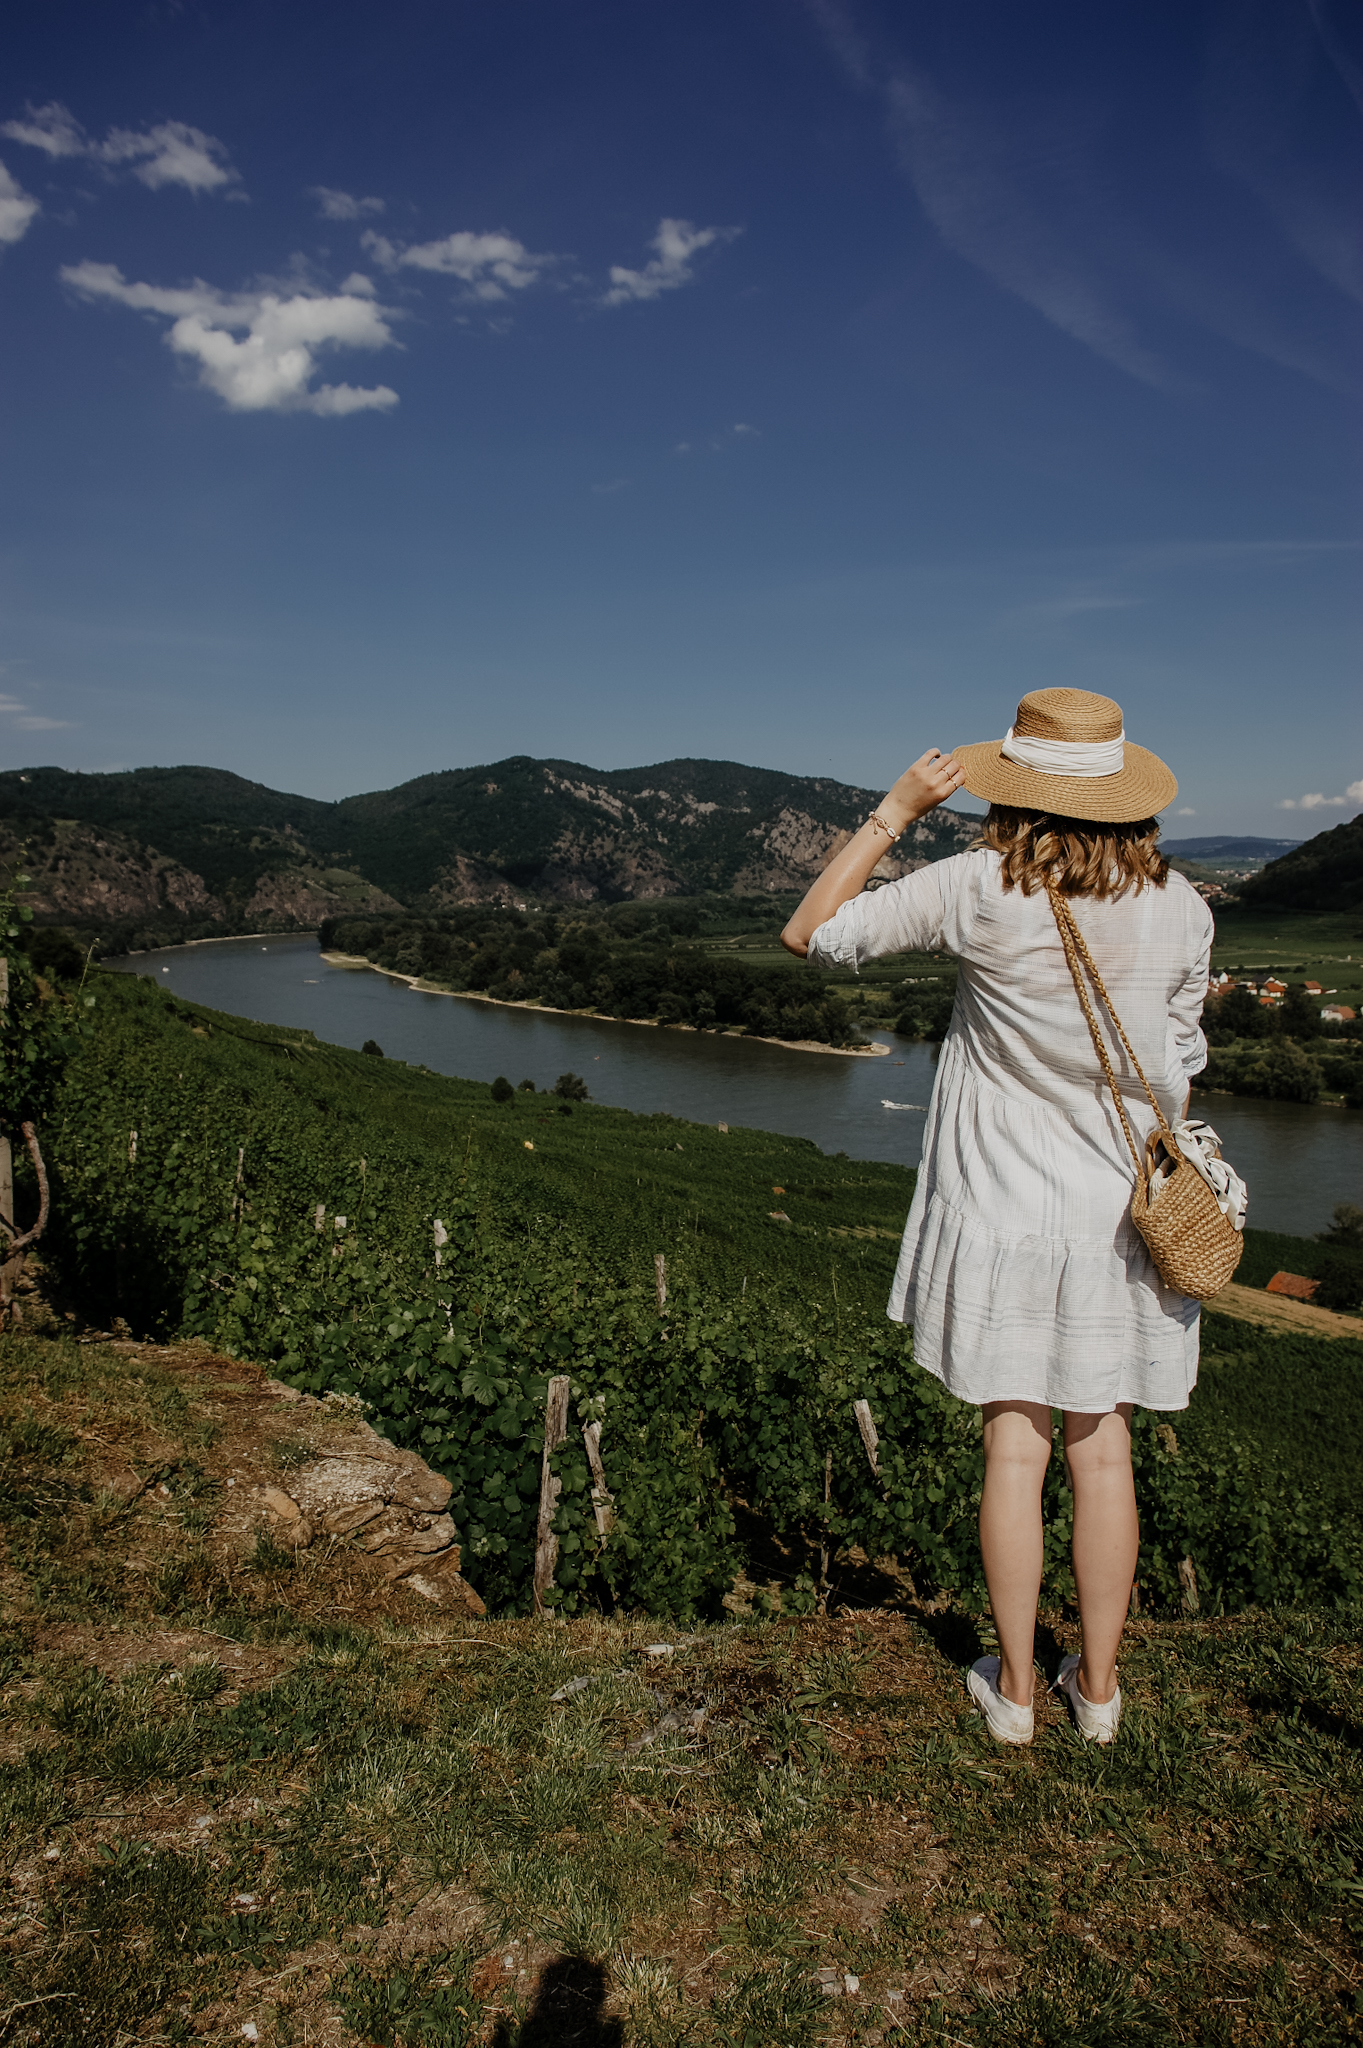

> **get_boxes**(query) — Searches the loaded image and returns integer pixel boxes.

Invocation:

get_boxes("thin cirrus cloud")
[1,100,241,195]
[361,227,554,299]
[0,160,39,245]
[805,4,1179,389]
[602,218,741,305]
[1277,779,1363,810]
[311,186,385,221]
[1204,0,1363,308]
[60,261,399,415]
[0,692,73,731]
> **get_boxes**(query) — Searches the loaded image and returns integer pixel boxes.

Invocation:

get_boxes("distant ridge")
[1161,836,1303,861]
[0,756,980,939]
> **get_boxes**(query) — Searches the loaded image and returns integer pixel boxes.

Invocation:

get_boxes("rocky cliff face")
[242,867,403,925]
[0,820,222,924]
[1,820,400,934]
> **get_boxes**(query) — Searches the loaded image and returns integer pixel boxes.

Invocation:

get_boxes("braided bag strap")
[1044,881,1175,1176]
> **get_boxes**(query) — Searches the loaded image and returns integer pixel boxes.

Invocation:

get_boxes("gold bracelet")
[868,810,902,842]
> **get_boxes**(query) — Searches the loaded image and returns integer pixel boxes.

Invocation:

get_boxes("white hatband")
[1000,726,1125,777]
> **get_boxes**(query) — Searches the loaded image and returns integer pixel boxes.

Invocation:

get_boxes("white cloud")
[311,186,385,221]
[0,160,38,245]
[60,261,399,414]
[362,227,554,300]
[2,101,241,195]
[604,217,740,305]
[104,121,239,194]
[14,715,73,730]
[1174,807,1196,816]
[1349,778,1363,804]
[1276,792,1352,810]
[1,101,85,157]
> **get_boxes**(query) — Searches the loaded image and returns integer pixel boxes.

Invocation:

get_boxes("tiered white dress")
[808,847,1214,1413]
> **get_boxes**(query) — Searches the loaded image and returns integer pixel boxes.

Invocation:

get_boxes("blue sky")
[1,0,1359,834]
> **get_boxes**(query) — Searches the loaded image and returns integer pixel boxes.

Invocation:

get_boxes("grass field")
[1208,909,1363,999]
[1,1329,1359,2048]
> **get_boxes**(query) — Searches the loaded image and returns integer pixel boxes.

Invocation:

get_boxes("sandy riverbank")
[319,952,894,1058]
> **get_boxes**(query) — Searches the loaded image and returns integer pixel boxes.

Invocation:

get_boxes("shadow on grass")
[909,1605,984,1671]
[492,1957,623,2047]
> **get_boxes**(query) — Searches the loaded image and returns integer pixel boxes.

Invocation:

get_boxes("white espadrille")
[966,1656,1034,1745]
[1054,1653,1121,1743]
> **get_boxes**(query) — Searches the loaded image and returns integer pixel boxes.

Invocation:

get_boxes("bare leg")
[1063,1406,1138,1705]
[979,1402,1052,1708]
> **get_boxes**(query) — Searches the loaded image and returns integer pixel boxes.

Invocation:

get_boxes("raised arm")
[779,749,966,957]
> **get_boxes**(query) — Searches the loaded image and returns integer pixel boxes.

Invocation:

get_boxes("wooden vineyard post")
[533,1375,571,1617]
[582,1420,615,1539]
[817,1450,832,1614]
[654,1253,667,1314]
[0,961,15,1318]
[0,1131,13,1319]
[852,1399,882,1483]
[1178,1555,1200,1615]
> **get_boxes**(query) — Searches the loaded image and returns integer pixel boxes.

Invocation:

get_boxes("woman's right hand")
[880,749,967,834]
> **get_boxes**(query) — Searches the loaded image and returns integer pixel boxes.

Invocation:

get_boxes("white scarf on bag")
[1165,1116,1248,1230]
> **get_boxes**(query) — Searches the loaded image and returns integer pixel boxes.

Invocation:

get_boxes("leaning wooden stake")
[1178,1555,1200,1615]
[853,1398,882,1481]
[582,1420,615,1539]
[533,1375,572,1617]
[654,1253,667,1314]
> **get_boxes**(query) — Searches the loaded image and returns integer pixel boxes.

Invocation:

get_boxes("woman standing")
[781,688,1212,1745]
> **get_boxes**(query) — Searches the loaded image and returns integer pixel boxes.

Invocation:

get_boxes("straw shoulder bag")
[1046,882,1244,1301]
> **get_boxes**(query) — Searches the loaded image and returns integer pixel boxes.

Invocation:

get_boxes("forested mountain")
[0,756,982,937]
[1232,814,1363,913]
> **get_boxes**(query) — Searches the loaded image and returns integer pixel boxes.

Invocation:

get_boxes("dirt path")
[1204,1279,1363,1340]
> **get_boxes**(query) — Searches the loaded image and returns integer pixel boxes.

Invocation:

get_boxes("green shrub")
[1315,1254,1363,1313]
[1201,1038,1323,1102]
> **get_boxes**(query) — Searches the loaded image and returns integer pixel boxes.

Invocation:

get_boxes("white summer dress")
[808,847,1215,1413]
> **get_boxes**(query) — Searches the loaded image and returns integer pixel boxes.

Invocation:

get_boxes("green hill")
[1232,812,1363,913]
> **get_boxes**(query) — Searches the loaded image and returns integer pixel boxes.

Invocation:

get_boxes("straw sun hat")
[953,688,1177,824]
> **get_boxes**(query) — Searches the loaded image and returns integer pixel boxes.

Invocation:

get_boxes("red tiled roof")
[1266,1271,1320,1302]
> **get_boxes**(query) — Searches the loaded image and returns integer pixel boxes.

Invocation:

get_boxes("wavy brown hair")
[979,806,1169,899]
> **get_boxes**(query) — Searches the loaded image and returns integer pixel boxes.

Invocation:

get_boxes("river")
[109,933,1361,1239]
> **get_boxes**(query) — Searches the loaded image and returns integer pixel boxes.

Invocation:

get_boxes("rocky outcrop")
[1,820,224,924]
[424,853,530,908]
[242,867,403,926]
[729,807,969,895]
[254,1382,485,1613]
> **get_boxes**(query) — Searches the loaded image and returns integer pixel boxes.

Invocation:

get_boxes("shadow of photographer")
[491,1955,623,2047]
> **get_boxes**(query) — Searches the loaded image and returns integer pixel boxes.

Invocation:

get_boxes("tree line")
[321,907,870,1047]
